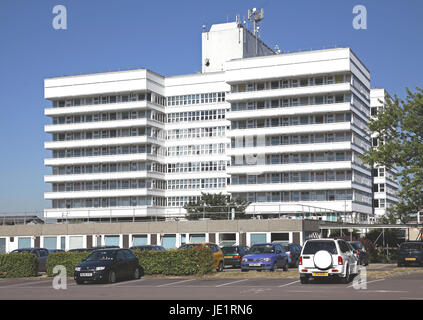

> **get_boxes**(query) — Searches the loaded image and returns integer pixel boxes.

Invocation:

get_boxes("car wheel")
[108,270,117,284]
[75,279,84,285]
[217,261,224,272]
[283,263,289,272]
[133,267,141,280]
[270,263,276,272]
[300,277,309,284]
[341,265,350,284]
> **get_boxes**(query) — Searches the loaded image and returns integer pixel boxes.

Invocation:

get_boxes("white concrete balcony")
[44,101,164,117]
[227,122,351,137]
[227,181,352,193]
[165,172,229,180]
[227,161,353,175]
[227,141,352,156]
[44,136,164,150]
[226,83,351,102]
[44,206,166,219]
[44,188,165,200]
[165,188,228,197]
[44,171,164,183]
[45,119,164,133]
[244,201,353,215]
[226,103,351,120]
[44,153,163,166]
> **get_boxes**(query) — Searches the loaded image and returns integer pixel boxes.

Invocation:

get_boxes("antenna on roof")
[248,7,264,56]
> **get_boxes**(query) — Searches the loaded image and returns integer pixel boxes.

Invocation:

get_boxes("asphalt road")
[0,265,422,300]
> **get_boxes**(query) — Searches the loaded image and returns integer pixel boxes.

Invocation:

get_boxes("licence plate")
[249,263,261,267]
[312,272,328,277]
[224,256,233,259]
[80,273,93,277]
[405,258,416,261]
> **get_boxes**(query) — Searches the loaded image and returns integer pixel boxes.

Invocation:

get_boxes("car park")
[241,243,289,272]
[348,241,369,266]
[221,245,249,268]
[397,241,423,267]
[130,245,165,252]
[74,248,142,284]
[11,248,49,272]
[299,239,359,284]
[178,243,224,272]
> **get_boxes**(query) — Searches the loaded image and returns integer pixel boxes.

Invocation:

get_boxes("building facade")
[44,20,385,223]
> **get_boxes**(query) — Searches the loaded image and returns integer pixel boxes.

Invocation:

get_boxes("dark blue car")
[241,243,289,272]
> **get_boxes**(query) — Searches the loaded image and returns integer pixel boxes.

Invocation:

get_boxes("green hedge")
[47,252,90,277]
[133,247,215,275]
[46,247,215,277]
[0,253,39,278]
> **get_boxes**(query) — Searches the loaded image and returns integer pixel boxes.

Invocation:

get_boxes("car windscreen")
[400,243,423,251]
[302,241,337,255]
[179,244,202,249]
[350,242,362,250]
[86,250,116,261]
[222,247,238,254]
[249,245,275,254]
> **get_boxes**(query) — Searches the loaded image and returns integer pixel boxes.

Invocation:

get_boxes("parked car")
[299,239,359,284]
[397,242,423,267]
[48,249,65,253]
[241,243,289,272]
[178,243,224,272]
[221,246,249,268]
[69,246,119,253]
[130,245,166,252]
[74,248,142,284]
[278,243,302,268]
[11,248,49,272]
[219,241,237,248]
[348,241,369,266]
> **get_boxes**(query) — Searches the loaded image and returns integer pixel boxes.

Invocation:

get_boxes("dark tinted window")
[249,244,275,254]
[338,241,350,253]
[117,250,126,260]
[86,250,116,261]
[400,243,423,251]
[222,247,238,254]
[302,241,337,255]
[349,242,362,250]
[124,249,136,259]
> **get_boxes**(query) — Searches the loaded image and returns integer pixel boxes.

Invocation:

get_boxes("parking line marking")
[347,278,385,288]
[215,279,249,287]
[278,280,300,287]
[156,279,196,287]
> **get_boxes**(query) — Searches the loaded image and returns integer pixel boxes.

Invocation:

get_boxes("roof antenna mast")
[248,8,264,56]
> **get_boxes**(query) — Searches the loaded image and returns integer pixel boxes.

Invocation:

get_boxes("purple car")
[241,243,289,272]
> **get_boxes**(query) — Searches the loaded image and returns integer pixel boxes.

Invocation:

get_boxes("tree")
[183,192,250,220]
[361,87,423,223]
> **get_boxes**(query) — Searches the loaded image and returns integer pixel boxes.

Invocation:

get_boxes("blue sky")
[0,0,422,215]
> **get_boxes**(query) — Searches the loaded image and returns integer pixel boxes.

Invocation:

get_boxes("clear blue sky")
[0,0,422,215]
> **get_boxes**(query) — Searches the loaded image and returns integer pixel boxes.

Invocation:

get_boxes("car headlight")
[96,266,106,271]
[263,258,271,262]
[242,258,247,263]
[75,267,81,271]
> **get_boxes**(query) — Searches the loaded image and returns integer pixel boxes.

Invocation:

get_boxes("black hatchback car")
[397,242,423,267]
[74,248,142,284]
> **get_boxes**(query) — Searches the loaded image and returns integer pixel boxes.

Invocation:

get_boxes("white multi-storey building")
[370,89,400,220]
[44,20,377,223]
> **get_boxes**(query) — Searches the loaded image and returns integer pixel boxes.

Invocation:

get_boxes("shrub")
[0,253,39,278]
[46,252,90,277]
[133,247,214,276]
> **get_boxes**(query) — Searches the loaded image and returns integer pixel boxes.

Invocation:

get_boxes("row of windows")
[52,144,163,158]
[51,162,166,175]
[167,109,226,123]
[230,112,351,130]
[230,94,351,111]
[231,151,352,166]
[52,110,165,125]
[52,196,166,209]
[231,189,354,203]
[230,74,351,93]
[52,179,166,192]
[166,92,226,106]
[231,170,352,185]
[167,161,227,173]
[52,91,166,108]
[231,132,352,149]
[167,178,227,190]
[167,127,226,140]
[167,196,201,207]
[52,127,164,142]
[167,143,226,157]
